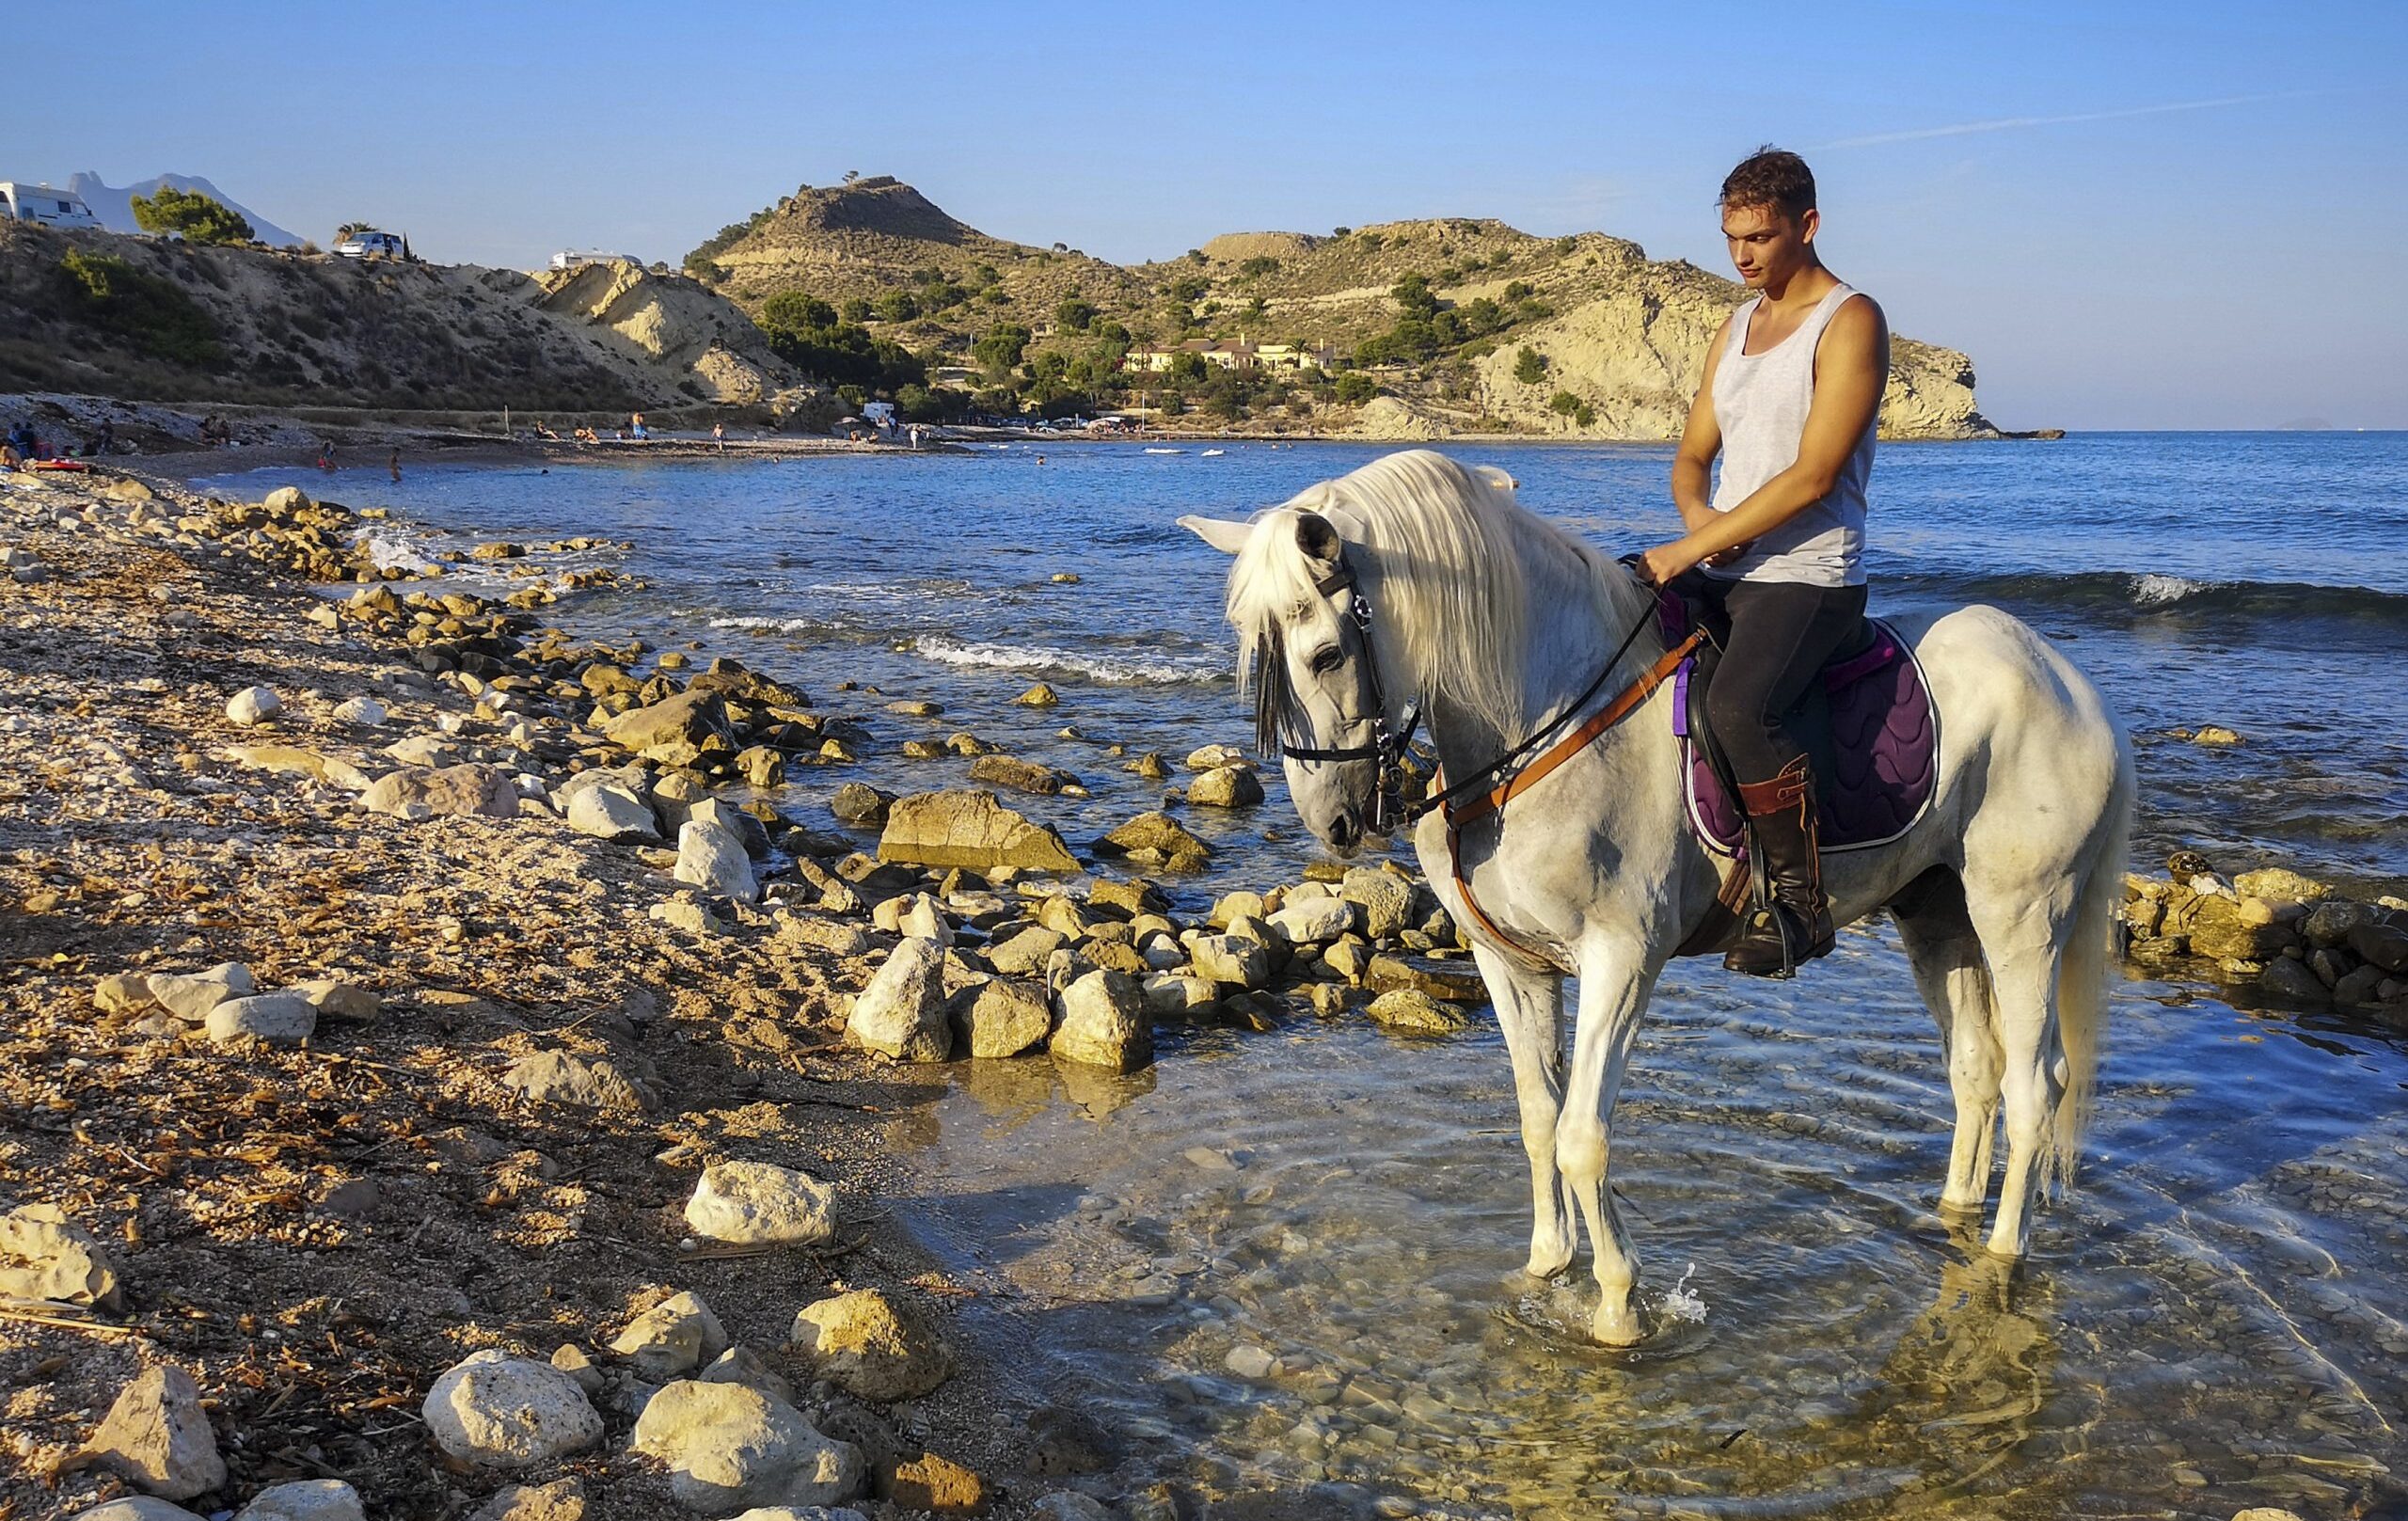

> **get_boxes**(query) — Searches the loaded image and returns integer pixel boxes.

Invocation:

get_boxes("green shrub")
[840,297,872,323]
[1513,346,1547,384]
[1333,372,1378,404]
[973,323,1032,372]
[875,291,920,324]
[1055,297,1097,332]
[56,249,224,366]
[1575,400,1596,427]
[1548,390,1582,418]
[1390,273,1439,319]
[1238,256,1280,278]
[131,186,254,246]
[760,292,836,331]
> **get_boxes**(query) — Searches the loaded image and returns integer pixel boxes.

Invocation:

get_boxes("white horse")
[1181,450,2132,1345]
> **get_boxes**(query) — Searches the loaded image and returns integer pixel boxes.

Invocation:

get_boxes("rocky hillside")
[0,222,815,416]
[693,179,1997,439]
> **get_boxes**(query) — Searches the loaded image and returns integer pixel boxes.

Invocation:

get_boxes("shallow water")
[199,435,2408,1515]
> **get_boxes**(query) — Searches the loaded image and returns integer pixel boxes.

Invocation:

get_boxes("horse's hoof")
[1591,1303,1645,1347]
[1524,1250,1575,1281]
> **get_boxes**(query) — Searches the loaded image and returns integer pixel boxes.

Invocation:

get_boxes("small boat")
[1200,448,1226,457]
[1144,447,1184,455]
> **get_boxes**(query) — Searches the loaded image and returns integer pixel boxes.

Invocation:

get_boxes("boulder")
[2257,957,2330,1006]
[675,819,760,903]
[1142,974,1218,1021]
[878,790,1078,873]
[146,962,256,1022]
[630,1381,865,1513]
[1051,970,1153,1071]
[1184,744,1248,770]
[848,938,953,1062]
[1340,868,1416,941]
[231,1481,366,1521]
[85,1365,226,1500]
[949,976,1054,1059]
[610,1291,731,1383]
[361,764,520,821]
[94,972,154,1015]
[225,686,281,726]
[1365,954,1488,1004]
[2182,894,2292,962]
[788,1289,954,1402]
[204,992,318,1046]
[737,745,786,788]
[883,1450,989,1516]
[503,1051,653,1113]
[699,1346,797,1408]
[830,783,894,826]
[604,689,735,767]
[1098,812,1212,869]
[1366,989,1471,1036]
[66,1502,207,1521]
[2348,921,2408,974]
[967,754,1073,796]
[331,696,388,729]
[1266,898,1357,944]
[1188,766,1266,808]
[2233,867,2331,903]
[684,1162,837,1246]
[420,1352,603,1469]
[0,1202,120,1307]
[985,926,1067,975]
[1013,683,1059,707]
[565,782,661,843]
[689,797,772,858]
[464,1481,588,1521]
[1186,934,1272,990]
[289,979,381,1021]
[2302,900,2381,947]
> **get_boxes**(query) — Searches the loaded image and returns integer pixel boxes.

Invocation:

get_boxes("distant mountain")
[64,172,304,247]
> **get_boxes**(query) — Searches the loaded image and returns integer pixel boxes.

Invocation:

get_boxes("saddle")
[1655,590,1940,861]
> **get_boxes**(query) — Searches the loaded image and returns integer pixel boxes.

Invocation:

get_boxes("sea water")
[202,433,2408,1517]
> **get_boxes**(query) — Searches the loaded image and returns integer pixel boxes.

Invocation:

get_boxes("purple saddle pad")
[1674,618,1939,856]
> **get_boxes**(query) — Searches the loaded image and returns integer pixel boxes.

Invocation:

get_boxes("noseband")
[1272,559,1423,834]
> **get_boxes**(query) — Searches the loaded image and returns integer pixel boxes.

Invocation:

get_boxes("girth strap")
[1437,632,1703,971]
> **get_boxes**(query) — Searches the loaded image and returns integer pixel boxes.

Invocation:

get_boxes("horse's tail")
[2049,723,2134,1195]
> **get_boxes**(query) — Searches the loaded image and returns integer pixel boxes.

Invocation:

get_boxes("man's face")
[1722,202,1819,290]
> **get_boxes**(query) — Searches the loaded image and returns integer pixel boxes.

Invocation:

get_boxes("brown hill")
[0,222,816,416]
[695,181,1998,439]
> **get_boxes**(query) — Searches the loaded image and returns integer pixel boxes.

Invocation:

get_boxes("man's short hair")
[1720,147,1816,220]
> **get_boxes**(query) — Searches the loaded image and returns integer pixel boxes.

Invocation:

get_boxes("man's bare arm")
[1642,296,1887,580]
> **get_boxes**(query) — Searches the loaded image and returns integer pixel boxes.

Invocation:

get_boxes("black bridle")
[1269,552,1667,836]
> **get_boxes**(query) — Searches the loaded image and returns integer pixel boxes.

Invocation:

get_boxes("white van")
[335,230,405,259]
[0,182,102,229]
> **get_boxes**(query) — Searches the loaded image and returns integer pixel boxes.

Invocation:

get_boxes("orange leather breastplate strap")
[1435,632,1703,971]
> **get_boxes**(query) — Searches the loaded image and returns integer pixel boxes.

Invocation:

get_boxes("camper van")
[549,250,636,272]
[334,230,405,260]
[0,182,102,230]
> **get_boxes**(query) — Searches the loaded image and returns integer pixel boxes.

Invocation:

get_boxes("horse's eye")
[1308,647,1344,676]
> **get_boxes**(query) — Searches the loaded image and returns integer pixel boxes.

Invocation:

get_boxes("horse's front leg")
[1470,943,1571,1279]
[1558,933,1659,1345]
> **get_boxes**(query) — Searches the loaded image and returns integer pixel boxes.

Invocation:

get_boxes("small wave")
[353,528,440,575]
[1894,567,2408,626]
[912,635,1219,685]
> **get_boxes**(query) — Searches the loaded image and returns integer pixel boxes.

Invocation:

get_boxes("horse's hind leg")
[1472,944,1573,1279]
[1960,888,2075,1259]
[1892,868,2004,1216]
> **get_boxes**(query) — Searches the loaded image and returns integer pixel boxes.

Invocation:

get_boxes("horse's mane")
[1227,449,1655,749]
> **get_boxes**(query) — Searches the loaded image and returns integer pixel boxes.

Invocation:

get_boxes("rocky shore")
[0,464,1492,1521]
[0,459,2368,1521]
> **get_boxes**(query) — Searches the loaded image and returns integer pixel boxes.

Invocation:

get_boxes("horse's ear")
[1293,512,1343,565]
[1178,515,1253,555]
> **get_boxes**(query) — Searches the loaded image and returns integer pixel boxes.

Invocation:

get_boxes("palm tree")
[335,221,373,244]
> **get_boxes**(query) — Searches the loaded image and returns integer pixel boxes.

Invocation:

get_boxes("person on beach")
[1638,146,1889,977]
[712,420,726,453]
[389,448,402,483]
[629,411,648,441]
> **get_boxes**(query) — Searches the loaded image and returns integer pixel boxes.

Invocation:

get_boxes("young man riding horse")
[1639,147,1890,978]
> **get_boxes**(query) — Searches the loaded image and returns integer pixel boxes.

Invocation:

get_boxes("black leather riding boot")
[1725,756,1837,977]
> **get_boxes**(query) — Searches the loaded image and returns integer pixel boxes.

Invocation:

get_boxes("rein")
[1274,551,1703,971]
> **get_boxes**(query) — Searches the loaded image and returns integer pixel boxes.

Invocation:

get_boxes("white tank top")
[1705,282,1874,588]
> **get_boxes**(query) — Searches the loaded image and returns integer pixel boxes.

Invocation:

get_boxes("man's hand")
[1705,540,1754,568]
[1638,541,1700,587]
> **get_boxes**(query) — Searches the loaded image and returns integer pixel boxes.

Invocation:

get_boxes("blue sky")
[8,1,2402,429]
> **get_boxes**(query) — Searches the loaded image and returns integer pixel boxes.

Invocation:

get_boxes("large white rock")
[330,696,388,729]
[630,1381,865,1513]
[0,1201,119,1305]
[949,976,1053,1059]
[1050,970,1152,1071]
[361,764,521,821]
[204,992,318,1046]
[503,1051,652,1112]
[787,1289,954,1401]
[226,686,281,726]
[610,1291,729,1383]
[1185,934,1272,989]
[1267,898,1358,944]
[67,1501,207,1521]
[566,781,661,843]
[86,1365,226,1500]
[846,938,952,1062]
[674,819,759,903]
[231,1481,366,1521]
[420,1351,603,1468]
[683,1162,836,1246]
[145,962,256,1022]
[1339,867,1416,941]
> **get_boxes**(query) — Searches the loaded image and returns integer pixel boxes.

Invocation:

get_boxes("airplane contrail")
[1814,90,2319,150]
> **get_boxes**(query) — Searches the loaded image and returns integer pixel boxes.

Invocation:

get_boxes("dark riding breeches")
[1687,574,1869,784]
